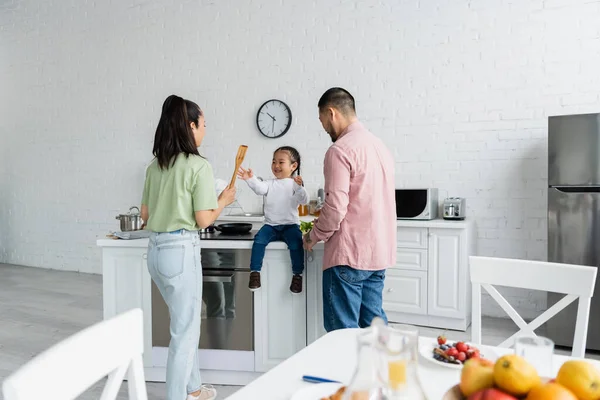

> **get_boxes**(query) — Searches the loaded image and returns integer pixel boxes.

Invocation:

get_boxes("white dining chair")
[2,308,148,400]
[470,256,597,358]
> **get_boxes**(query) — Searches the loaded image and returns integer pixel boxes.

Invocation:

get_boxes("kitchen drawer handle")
[203,274,234,283]
[388,288,393,293]
[142,253,147,260]
[308,256,313,262]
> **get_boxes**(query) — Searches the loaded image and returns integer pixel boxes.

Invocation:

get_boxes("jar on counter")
[298,204,308,216]
[308,200,321,216]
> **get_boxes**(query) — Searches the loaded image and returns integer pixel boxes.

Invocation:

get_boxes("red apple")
[467,388,518,400]
[460,358,495,398]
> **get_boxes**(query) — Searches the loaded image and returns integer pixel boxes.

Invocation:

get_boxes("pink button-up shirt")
[310,121,397,271]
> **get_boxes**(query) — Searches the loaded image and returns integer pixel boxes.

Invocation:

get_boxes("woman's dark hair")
[153,94,203,169]
[275,146,301,176]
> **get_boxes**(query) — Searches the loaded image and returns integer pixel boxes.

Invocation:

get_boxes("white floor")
[1,263,597,399]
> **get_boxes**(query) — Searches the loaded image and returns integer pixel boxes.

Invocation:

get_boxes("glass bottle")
[342,327,388,400]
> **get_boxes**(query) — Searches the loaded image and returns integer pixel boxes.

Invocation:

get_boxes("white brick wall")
[1,0,600,318]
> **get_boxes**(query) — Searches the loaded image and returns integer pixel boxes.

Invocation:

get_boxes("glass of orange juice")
[385,324,420,393]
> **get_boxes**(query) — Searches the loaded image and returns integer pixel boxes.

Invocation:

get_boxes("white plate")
[419,341,498,370]
[290,382,344,400]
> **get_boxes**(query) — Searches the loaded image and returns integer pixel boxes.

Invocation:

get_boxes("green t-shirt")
[141,153,218,232]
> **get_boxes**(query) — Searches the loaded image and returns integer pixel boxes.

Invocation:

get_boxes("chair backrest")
[470,256,597,358]
[470,256,596,296]
[2,308,148,400]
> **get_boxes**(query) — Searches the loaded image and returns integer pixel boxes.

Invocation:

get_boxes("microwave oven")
[395,188,438,220]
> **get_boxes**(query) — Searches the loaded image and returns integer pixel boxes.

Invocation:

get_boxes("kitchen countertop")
[97,218,472,249]
[216,214,473,228]
[96,237,300,249]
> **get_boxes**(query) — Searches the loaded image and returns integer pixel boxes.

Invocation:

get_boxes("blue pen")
[302,375,341,384]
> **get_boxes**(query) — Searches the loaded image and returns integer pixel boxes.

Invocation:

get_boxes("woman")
[141,95,236,400]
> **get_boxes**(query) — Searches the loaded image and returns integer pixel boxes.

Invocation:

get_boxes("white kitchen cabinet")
[427,228,467,320]
[384,221,475,331]
[306,249,326,345]
[396,227,428,248]
[98,218,474,384]
[383,269,428,315]
[392,248,428,271]
[102,247,153,366]
[253,249,307,372]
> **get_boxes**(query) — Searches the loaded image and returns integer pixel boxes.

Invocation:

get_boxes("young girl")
[237,146,309,293]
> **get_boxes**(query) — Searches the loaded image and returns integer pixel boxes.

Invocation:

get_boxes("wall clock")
[256,99,292,139]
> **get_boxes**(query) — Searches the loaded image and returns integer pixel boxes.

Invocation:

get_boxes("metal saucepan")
[199,225,216,233]
[116,206,144,232]
[214,223,252,235]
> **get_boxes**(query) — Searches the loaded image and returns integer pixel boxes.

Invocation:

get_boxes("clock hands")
[265,112,277,135]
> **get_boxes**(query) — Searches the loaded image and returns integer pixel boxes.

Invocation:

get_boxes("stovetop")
[199,231,257,241]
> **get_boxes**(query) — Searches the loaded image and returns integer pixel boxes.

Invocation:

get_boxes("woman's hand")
[237,167,254,181]
[293,175,304,186]
[219,186,237,206]
[196,187,236,228]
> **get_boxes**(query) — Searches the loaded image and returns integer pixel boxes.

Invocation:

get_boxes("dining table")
[225,328,599,400]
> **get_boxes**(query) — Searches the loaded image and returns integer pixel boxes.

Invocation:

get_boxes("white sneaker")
[186,385,217,400]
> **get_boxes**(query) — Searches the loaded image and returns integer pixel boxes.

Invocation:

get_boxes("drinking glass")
[514,336,554,378]
[384,324,425,399]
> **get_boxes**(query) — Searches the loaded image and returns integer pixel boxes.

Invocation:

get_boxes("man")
[304,87,397,332]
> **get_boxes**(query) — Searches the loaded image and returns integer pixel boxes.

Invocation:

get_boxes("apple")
[467,388,518,400]
[460,358,495,397]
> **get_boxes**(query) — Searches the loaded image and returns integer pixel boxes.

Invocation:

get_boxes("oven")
[151,247,254,352]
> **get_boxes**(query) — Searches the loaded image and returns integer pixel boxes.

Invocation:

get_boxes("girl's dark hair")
[153,94,203,169]
[275,146,301,176]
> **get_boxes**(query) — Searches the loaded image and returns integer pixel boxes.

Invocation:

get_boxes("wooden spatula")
[229,145,248,188]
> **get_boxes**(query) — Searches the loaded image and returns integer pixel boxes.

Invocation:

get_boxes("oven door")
[151,248,254,351]
[200,268,253,351]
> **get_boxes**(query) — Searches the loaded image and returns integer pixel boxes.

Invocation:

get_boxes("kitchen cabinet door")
[397,227,428,249]
[101,247,153,366]
[254,249,307,372]
[383,269,428,316]
[306,249,326,345]
[427,228,467,319]
[391,248,428,271]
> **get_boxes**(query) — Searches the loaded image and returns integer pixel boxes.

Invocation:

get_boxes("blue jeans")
[250,224,304,275]
[322,265,388,332]
[147,230,202,400]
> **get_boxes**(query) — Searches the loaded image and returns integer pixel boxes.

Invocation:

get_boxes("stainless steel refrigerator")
[547,112,600,351]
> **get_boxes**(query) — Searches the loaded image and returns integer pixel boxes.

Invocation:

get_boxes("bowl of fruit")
[420,335,497,370]
[443,354,600,400]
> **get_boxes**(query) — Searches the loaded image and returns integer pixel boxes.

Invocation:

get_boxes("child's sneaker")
[248,271,261,291]
[290,274,303,293]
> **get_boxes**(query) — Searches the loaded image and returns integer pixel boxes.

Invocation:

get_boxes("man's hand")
[303,233,315,251]
[294,175,304,186]
[237,167,254,181]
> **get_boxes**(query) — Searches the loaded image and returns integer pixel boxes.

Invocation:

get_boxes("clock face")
[256,99,292,139]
